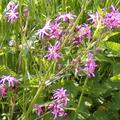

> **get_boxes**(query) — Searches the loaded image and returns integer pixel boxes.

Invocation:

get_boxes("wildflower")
[53,88,69,106]
[34,104,43,117]
[88,12,103,27]
[45,41,63,61]
[48,102,67,120]
[49,23,63,39]
[6,10,18,22]
[36,20,52,39]
[84,53,97,77]
[5,2,18,22]
[73,37,83,45]
[78,24,91,39]
[55,13,76,22]
[73,24,91,45]
[0,75,19,87]
[0,84,6,97]
[7,1,18,11]
[103,5,120,29]
[48,88,68,119]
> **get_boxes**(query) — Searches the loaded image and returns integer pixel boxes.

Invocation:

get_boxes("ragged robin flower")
[45,41,63,61]
[84,52,97,77]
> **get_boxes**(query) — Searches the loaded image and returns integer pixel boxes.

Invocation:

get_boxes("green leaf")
[105,41,120,52]
[111,74,120,81]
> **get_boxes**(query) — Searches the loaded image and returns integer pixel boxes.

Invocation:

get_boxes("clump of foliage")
[0,0,120,120]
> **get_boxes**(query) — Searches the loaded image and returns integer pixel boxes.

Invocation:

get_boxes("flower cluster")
[0,75,19,97]
[89,5,120,29]
[5,1,18,22]
[73,24,91,44]
[45,41,63,61]
[36,13,76,61]
[36,20,52,39]
[48,88,69,119]
[84,52,97,77]
[103,5,120,29]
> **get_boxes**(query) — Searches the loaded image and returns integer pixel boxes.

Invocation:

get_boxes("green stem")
[73,78,88,120]
[22,83,44,120]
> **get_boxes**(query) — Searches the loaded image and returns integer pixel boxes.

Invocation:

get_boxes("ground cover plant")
[0,0,120,120]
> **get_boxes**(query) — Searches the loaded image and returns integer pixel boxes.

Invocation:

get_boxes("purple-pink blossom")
[53,88,69,106]
[0,75,19,87]
[73,37,83,45]
[55,13,76,22]
[34,104,43,117]
[48,102,67,120]
[45,41,63,61]
[103,5,120,29]
[0,84,6,97]
[49,23,63,39]
[73,24,91,45]
[84,53,97,77]
[6,10,18,22]
[88,12,102,25]
[48,88,68,119]
[78,24,91,39]
[7,1,18,10]
[36,20,52,39]
[5,2,18,22]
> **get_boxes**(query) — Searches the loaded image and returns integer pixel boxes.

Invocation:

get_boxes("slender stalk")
[22,83,44,120]
[73,78,88,120]
[10,89,17,120]
[19,0,28,115]
[22,60,55,119]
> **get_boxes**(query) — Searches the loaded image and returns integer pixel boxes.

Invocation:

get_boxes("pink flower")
[55,13,76,22]
[103,5,120,29]
[7,1,18,11]
[48,102,67,120]
[53,88,69,106]
[0,85,6,97]
[73,37,83,45]
[36,20,52,39]
[48,88,68,119]
[78,24,91,39]
[88,12,103,27]
[34,104,43,117]
[5,2,18,22]
[73,24,91,45]
[84,53,97,77]
[6,10,18,22]
[49,23,63,39]
[0,75,19,87]
[45,41,63,61]
[88,12,101,23]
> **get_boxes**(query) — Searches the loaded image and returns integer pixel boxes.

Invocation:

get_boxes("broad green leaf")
[105,41,120,52]
[111,74,120,81]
